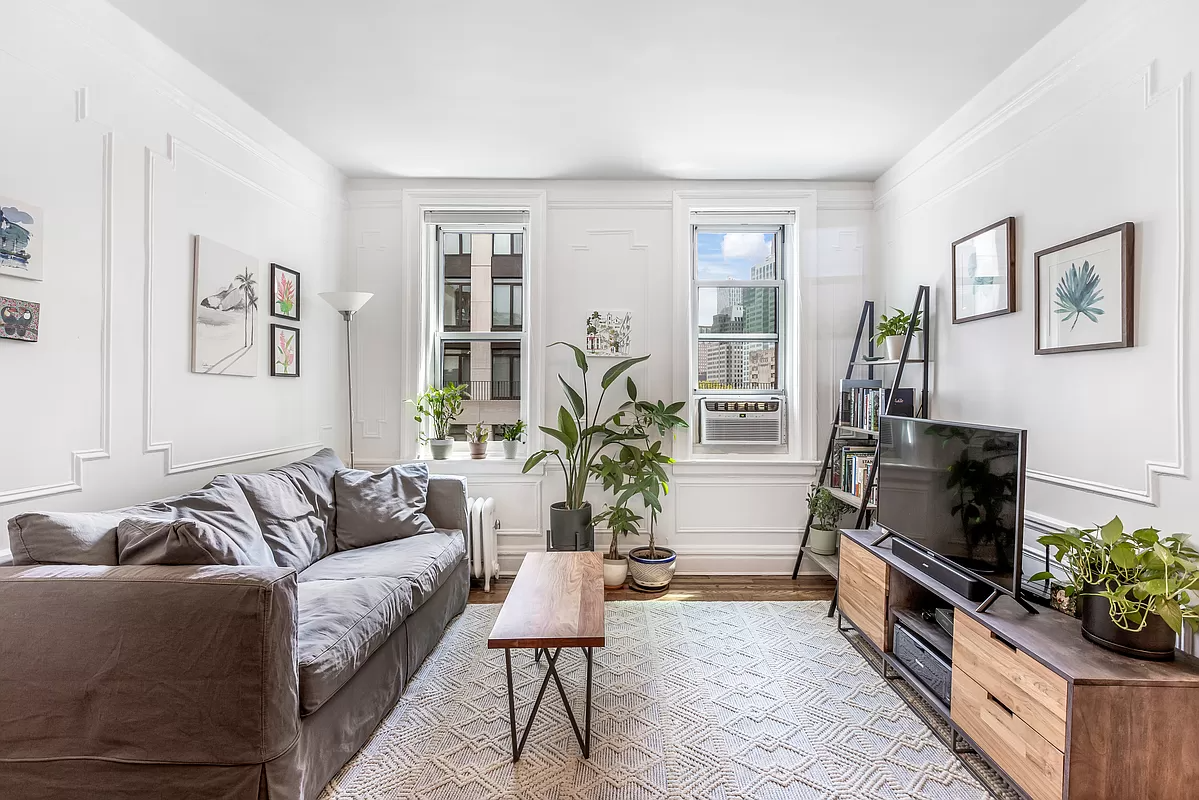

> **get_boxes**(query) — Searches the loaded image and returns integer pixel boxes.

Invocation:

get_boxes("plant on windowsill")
[592,383,688,589]
[498,419,526,460]
[466,421,489,460]
[408,383,467,460]
[1031,516,1199,661]
[875,307,922,360]
[522,342,650,551]
[806,487,852,557]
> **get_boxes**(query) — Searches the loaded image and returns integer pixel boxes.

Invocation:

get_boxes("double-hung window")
[429,213,528,445]
[692,222,785,393]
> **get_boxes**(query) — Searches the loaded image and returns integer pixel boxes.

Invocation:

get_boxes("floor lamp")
[319,291,374,468]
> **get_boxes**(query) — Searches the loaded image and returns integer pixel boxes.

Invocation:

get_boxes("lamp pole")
[341,310,356,469]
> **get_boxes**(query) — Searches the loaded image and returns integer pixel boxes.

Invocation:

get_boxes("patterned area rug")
[321,601,992,800]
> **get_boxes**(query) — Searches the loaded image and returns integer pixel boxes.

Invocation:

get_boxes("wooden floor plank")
[470,574,836,605]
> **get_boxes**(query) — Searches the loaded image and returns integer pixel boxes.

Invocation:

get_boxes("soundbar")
[891,537,992,602]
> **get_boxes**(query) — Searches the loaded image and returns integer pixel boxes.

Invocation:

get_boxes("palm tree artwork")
[234,269,258,346]
[1053,260,1104,330]
[192,237,261,376]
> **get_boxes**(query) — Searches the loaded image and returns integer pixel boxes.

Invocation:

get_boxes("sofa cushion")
[230,448,343,572]
[333,463,436,550]
[116,517,276,567]
[296,577,413,715]
[299,530,466,608]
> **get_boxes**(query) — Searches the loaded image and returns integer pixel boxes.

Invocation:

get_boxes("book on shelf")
[838,384,916,431]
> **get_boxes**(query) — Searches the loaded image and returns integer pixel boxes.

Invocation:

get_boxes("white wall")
[347,179,873,574]
[874,0,1197,537]
[0,0,347,554]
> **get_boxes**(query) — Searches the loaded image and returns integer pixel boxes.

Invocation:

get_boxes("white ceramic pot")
[468,441,487,459]
[885,335,906,360]
[808,526,838,556]
[628,546,677,590]
[429,439,454,460]
[502,440,519,459]
[603,556,628,588]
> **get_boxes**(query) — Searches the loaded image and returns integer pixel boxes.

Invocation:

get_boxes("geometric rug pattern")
[320,601,993,800]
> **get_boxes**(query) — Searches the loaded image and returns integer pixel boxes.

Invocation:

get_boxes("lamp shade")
[319,291,374,314]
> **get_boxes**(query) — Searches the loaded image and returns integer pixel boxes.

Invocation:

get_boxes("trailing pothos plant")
[874,306,921,346]
[591,381,687,560]
[1032,516,1199,636]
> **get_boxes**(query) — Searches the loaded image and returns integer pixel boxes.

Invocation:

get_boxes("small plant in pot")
[409,383,467,460]
[806,486,851,556]
[875,307,921,360]
[1032,516,1199,660]
[498,420,526,459]
[466,421,489,459]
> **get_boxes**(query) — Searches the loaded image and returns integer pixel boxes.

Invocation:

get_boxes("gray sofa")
[0,449,470,800]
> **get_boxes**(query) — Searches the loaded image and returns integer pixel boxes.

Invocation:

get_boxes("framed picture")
[584,310,631,357]
[951,217,1016,324]
[270,263,300,320]
[192,236,259,376]
[1035,222,1134,355]
[0,296,39,342]
[270,323,300,377]
[0,195,44,282]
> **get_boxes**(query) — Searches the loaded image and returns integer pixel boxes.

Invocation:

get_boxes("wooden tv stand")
[837,529,1199,800]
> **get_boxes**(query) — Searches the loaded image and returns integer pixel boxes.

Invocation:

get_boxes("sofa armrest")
[0,564,298,765]
[426,474,468,538]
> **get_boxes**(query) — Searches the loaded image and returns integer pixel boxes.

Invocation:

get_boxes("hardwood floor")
[469,574,836,604]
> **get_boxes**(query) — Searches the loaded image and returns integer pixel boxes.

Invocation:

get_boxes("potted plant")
[498,420,526,459]
[467,421,489,459]
[807,487,851,556]
[592,383,687,589]
[875,306,922,360]
[1032,516,1199,660]
[523,342,651,551]
[409,383,467,460]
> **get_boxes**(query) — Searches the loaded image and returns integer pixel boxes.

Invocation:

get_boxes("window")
[693,226,783,392]
[432,222,527,445]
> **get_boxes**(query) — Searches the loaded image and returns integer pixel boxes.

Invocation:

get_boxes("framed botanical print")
[270,263,300,321]
[1035,222,1134,355]
[952,217,1016,324]
[270,323,300,377]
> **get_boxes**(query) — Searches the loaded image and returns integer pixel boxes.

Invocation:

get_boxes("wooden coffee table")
[487,551,605,761]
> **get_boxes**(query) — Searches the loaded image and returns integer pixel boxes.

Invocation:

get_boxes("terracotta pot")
[468,441,487,459]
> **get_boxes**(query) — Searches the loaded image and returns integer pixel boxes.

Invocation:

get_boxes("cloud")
[721,232,770,262]
[1,207,35,225]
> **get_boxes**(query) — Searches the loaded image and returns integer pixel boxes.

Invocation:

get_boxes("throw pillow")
[334,463,436,550]
[116,517,276,567]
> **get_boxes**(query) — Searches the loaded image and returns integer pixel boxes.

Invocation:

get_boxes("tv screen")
[877,416,1027,595]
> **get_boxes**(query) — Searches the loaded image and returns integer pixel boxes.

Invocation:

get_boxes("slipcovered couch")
[0,449,470,800]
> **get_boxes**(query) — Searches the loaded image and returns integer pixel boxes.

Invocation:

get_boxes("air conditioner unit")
[699,396,786,446]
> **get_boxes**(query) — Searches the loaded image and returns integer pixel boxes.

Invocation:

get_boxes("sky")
[696,231,775,325]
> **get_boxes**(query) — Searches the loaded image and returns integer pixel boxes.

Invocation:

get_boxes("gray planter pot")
[808,526,838,556]
[429,439,453,460]
[502,440,519,459]
[549,502,593,551]
[628,546,677,590]
[468,441,487,459]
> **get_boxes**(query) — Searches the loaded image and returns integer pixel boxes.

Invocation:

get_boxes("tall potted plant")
[806,487,851,556]
[592,382,687,588]
[1032,516,1199,660]
[524,343,650,550]
[875,306,921,360]
[409,383,467,460]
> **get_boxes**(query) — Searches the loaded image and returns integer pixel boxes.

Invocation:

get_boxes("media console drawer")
[951,668,1064,800]
[952,613,1068,750]
[838,535,888,649]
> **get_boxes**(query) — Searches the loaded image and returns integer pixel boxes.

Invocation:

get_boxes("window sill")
[418,454,542,476]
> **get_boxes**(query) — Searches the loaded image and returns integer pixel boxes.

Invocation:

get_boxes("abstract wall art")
[0,296,39,342]
[0,196,44,282]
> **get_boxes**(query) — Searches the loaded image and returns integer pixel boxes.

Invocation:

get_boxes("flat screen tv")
[877,416,1028,597]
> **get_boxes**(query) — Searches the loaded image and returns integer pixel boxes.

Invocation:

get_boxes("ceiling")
[107,0,1084,181]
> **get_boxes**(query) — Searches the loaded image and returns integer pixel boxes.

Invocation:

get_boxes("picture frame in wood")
[951,216,1016,324]
[270,323,300,377]
[270,263,300,321]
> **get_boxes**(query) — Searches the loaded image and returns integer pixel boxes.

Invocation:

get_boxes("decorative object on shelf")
[806,486,851,556]
[0,196,44,281]
[320,290,374,468]
[1032,516,1199,660]
[409,382,467,461]
[269,323,300,377]
[0,295,39,342]
[467,421,489,459]
[1035,222,1134,355]
[192,236,259,376]
[1049,582,1078,617]
[523,342,651,552]
[952,216,1016,324]
[584,310,631,357]
[498,419,526,459]
[875,306,922,360]
[270,263,300,320]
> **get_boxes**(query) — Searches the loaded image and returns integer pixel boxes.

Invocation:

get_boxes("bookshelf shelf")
[851,358,925,366]
[823,485,877,510]
[836,425,879,438]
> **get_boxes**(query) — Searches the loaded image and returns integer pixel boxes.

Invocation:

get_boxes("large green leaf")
[557,407,580,449]
[601,354,650,389]
[626,376,638,402]
[1099,516,1124,545]
[522,450,550,472]
[1157,598,1183,634]
[559,376,585,419]
[552,341,588,373]
[1110,542,1137,570]
[539,425,575,451]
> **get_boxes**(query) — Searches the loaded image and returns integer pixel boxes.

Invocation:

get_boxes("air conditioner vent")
[699,395,785,446]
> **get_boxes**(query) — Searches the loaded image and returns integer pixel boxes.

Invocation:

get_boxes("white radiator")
[467,496,499,592]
